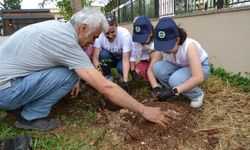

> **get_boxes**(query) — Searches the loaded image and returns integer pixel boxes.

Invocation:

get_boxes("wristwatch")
[172,87,179,96]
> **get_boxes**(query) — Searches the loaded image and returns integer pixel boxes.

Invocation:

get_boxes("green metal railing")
[105,0,159,23]
[105,0,250,23]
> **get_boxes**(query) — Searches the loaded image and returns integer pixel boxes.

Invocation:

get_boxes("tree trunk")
[70,0,82,14]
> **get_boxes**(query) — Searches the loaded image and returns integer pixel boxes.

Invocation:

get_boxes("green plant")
[33,135,64,149]
[98,59,112,72]
[57,0,93,20]
[210,64,250,92]
[82,109,97,124]
[0,0,22,9]
[57,0,73,20]
[0,123,16,138]
[224,0,230,8]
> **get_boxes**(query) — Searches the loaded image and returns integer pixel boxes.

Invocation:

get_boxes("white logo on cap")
[135,26,141,33]
[158,31,165,39]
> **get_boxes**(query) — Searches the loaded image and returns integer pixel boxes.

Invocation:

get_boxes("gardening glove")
[151,87,161,98]
[121,81,131,94]
[157,89,175,101]
[131,70,138,80]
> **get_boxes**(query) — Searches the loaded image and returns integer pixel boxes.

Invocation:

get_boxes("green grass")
[210,64,250,93]
[0,122,16,137]
[33,135,64,150]
[0,97,106,149]
[0,110,107,149]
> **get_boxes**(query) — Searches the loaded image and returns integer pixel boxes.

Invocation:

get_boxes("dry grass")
[192,76,250,149]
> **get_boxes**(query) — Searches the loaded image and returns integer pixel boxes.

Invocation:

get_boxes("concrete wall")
[121,7,250,76]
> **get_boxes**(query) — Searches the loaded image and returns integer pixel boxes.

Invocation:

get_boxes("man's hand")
[70,82,81,99]
[121,81,131,94]
[141,106,169,127]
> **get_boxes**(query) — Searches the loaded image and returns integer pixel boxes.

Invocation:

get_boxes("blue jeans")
[99,49,123,76]
[153,58,210,100]
[0,67,79,121]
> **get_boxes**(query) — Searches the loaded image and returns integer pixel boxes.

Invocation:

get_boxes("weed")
[97,59,112,72]
[0,122,16,138]
[33,135,64,149]
[210,64,250,92]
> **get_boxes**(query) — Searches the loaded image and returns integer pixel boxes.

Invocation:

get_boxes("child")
[92,14,132,93]
[153,17,210,108]
[130,16,162,96]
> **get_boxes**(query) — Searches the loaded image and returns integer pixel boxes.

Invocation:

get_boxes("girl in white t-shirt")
[152,17,210,108]
[131,16,162,96]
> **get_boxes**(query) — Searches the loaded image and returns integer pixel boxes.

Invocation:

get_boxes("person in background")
[130,16,162,97]
[0,7,169,131]
[152,17,210,108]
[92,14,132,93]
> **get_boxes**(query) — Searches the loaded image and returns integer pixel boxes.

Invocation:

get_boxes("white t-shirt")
[94,26,132,59]
[161,38,208,67]
[130,42,154,62]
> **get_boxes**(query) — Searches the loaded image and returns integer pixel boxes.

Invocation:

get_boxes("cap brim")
[132,34,149,43]
[154,38,176,51]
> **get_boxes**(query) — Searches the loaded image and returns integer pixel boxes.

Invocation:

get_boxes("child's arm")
[147,51,162,89]
[175,42,204,94]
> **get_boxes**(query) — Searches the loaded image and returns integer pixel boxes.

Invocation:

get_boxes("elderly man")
[92,14,131,93]
[0,7,168,131]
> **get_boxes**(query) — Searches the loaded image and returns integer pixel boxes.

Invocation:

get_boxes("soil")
[95,101,212,149]
[1,77,248,149]
[51,82,216,149]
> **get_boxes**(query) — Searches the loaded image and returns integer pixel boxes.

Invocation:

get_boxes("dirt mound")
[51,78,249,149]
[95,99,211,149]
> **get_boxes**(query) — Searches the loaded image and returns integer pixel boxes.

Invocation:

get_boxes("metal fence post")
[117,0,120,23]
[155,0,159,18]
[143,0,145,15]
[139,0,142,15]
[174,0,176,15]
[131,0,134,21]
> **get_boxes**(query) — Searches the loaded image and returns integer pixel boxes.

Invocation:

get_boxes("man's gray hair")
[70,7,109,34]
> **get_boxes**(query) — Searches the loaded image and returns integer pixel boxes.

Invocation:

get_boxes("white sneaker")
[190,91,204,108]
[105,75,114,82]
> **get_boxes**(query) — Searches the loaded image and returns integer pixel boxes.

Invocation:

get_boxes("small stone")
[141,141,145,145]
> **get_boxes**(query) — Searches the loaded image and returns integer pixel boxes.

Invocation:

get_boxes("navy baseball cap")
[154,17,179,51]
[133,16,153,43]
